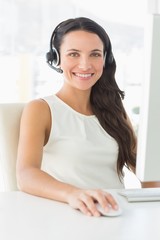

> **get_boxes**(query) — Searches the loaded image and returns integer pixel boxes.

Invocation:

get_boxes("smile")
[74,73,93,78]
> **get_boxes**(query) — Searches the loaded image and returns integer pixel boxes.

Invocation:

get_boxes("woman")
[16,17,137,217]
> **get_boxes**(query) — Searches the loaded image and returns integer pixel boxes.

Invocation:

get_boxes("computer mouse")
[96,203,123,217]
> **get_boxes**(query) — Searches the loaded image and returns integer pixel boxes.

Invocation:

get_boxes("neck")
[56,88,93,115]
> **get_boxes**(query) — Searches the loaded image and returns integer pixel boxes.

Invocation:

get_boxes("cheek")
[95,57,104,68]
[96,60,104,73]
[60,58,73,70]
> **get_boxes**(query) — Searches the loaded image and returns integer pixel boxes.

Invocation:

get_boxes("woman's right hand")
[67,188,119,217]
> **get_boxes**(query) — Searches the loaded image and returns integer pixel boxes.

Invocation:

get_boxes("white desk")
[0,190,160,240]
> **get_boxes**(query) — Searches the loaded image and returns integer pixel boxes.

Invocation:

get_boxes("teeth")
[75,73,92,78]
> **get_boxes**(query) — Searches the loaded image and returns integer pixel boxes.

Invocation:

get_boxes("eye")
[90,52,102,57]
[68,52,79,57]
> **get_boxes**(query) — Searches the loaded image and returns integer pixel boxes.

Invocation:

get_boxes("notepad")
[118,188,160,202]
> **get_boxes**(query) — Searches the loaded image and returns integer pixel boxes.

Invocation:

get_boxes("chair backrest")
[0,103,25,191]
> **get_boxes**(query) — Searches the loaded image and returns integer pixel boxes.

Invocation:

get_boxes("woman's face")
[59,30,105,91]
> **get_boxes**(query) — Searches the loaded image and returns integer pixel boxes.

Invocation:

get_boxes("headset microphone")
[46,60,63,73]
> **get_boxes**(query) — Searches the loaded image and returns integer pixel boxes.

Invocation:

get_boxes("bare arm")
[16,100,118,216]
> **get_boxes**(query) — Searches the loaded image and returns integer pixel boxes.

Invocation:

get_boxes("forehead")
[61,30,104,50]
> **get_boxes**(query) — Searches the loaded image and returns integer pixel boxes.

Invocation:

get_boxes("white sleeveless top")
[41,95,124,189]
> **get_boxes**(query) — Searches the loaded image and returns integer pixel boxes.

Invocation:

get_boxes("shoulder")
[20,99,52,145]
[23,99,50,117]
[21,99,51,131]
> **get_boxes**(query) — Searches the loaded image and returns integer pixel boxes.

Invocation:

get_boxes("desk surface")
[0,190,160,240]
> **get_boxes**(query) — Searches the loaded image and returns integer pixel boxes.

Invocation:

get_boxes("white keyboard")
[118,188,160,202]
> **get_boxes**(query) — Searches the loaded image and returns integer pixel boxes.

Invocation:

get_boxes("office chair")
[0,103,25,191]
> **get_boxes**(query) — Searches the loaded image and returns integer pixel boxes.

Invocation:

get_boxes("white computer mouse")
[96,203,123,217]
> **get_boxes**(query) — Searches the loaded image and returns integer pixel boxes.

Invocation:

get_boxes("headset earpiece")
[46,51,53,62]
[46,47,62,73]
[46,47,60,66]
[46,28,63,73]
[50,47,60,66]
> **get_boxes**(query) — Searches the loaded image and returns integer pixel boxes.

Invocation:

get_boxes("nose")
[78,56,92,70]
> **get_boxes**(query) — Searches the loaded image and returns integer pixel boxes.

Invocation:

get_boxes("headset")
[46,28,63,73]
[46,26,114,74]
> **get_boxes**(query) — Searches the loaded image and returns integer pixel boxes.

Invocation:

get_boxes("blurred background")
[0,0,151,187]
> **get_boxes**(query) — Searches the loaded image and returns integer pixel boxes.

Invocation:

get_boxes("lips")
[74,73,93,78]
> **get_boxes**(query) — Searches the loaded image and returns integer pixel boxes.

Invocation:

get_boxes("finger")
[76,200,92,216]
[88,190,118,212]
[104,192,119,210]
[80,193,101,217]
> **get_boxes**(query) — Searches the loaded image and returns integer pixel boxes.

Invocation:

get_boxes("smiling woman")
[0,0,152,195]
[16,17,137,217]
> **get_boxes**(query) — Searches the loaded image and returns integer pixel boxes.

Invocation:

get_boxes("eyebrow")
[66,49,103,53]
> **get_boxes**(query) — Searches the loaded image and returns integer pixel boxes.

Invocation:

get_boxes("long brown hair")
[91,64,136,179]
